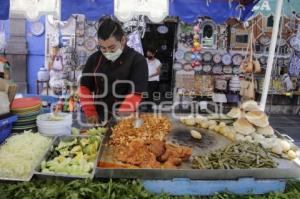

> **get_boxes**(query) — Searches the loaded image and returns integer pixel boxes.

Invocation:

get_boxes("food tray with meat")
[34,135,103,179]
[95,113,300,180]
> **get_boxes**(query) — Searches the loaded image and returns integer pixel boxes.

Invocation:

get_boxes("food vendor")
[79,17,148,123]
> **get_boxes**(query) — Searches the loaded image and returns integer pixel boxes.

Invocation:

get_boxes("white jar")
[37,67,50,81]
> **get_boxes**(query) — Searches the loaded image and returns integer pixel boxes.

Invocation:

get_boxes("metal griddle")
[95,114,300,180]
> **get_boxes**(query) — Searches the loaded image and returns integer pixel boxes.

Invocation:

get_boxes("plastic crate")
[0,114,18,144]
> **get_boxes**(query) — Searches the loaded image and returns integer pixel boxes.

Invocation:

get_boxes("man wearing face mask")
[79,17,148,123]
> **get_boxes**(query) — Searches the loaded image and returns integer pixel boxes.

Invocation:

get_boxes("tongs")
[133,112,143,128]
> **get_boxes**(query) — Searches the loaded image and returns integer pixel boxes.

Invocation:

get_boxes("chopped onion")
[0,131,52,180]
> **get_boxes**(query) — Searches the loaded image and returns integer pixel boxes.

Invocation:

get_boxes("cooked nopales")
[192,141,277,169]
[245,111,269,128]
[233,118,256,135]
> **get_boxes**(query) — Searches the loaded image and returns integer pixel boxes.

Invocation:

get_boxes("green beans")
[192,142,277,169]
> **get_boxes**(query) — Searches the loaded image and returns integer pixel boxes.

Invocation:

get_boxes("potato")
[214,125,221,133]
[272,145,283,155]
[209,124,217,131]
[201,122,209,129]
[228,133,236,141]
[195,115,207,124]
[190,130,202,140]
[287,150,297,160]
[208,120,217,126]
[219,122,226,127]
[219,126,227,135]
[185,118,196,126]
[280,139,291,152]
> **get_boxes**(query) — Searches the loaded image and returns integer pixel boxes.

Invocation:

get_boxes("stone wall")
[5,14,28,93]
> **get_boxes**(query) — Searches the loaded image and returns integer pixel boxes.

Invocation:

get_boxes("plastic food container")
[37,113,72,136]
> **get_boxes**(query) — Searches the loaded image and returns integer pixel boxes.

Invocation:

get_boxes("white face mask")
[103,48,123,62]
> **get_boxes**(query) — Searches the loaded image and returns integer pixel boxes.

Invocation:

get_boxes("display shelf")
[257,91,300,96]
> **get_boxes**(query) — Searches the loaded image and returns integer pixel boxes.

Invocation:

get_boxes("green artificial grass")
[0,179,300,199]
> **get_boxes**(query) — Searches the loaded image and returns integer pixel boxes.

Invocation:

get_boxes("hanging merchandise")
[232,66,240,75]
[123,15,147,38]
[240,27,261,74]
[223,65,233,74]
[212,64,223,74]
[232,54,243,66]
[194,74,214,95]
[157,25,168,34]
[52,55,64,71]
[202,51,213,62]
[289,25,300,77]
[0,22,6,51]
[173,62,183,71]
[281,73,294,91]
[30,21,45,36]
[213,53,222,64]
[49,30,59,47]
[175,50,184,60]
[212,93,227,103]
[192,23,201,52]
[221,53,232,65]
[203,64,212,73]
[253,57,261,73]
[214,76,227,91]
[85,21,97,38]
[84,37,97,51]
[229,75,241,92]
[127,31,144,55]
[259,56,267,65]
[240,74,256,100]
[183,63,193,71]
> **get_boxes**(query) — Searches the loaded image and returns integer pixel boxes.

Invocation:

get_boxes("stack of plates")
[11,97,42,132]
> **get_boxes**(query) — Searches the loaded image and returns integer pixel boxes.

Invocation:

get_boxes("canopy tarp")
[253,0,300,17]
[169,0,259,24]
[61,0,259,23]
[0,0,10,20]
[61,0,114,21]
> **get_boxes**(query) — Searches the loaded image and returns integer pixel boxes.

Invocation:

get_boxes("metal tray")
[0,134,56,182]
[34,135,103,179]
[95,114,300,180]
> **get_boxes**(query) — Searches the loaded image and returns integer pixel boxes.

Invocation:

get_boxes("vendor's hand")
[86,115,99,125]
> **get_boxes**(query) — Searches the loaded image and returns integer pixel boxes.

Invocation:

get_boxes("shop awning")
[61,0,114,21]
[169,0,259,24]
[253,0,300,17]
[0,0,10,20]
[61,0,258,23]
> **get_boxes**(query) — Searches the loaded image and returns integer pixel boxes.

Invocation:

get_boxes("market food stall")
[2,0,300,196]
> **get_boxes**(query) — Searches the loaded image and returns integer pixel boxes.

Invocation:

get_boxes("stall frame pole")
[259,0,284,111]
